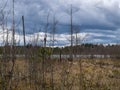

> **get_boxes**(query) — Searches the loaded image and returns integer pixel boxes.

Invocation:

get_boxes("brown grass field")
[1,58,119,90]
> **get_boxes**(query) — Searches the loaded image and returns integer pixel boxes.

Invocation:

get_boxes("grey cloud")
[1,0,120,45]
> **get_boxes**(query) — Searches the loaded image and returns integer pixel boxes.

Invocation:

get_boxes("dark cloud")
[0,0,120,45]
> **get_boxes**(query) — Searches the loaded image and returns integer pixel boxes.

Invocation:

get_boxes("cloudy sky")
[0,0,120,46]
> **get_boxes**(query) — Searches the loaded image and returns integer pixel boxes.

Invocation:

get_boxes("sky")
[0,0,120,46]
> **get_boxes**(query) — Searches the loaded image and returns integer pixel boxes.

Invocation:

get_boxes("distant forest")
[1,43,120,58]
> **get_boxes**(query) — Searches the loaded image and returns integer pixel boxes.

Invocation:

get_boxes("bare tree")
[50,14,58,90]
[66,4,79,61]
[51,15,58,47]
[22,15,27,60]
[73,25,80,58]
[44,12,50,47]
[22,16,26,48]
[8,0,16,89]
[41,12,50,89]
[0,1,12,90]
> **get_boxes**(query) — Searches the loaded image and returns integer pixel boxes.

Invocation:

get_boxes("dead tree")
[73,25,80,58]
[50,14,58,90]
[44,13,50,47]
[66,4,79,61]
[41,12,50,89]
[8,0,16,89]
[22,15,27,59]
[0,1,12,90]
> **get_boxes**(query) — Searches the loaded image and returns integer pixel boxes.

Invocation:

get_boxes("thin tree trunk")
[8,0,15,89]
[22,16,26,57]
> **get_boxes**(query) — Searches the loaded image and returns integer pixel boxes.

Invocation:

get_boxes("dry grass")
[1,58,120,90]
